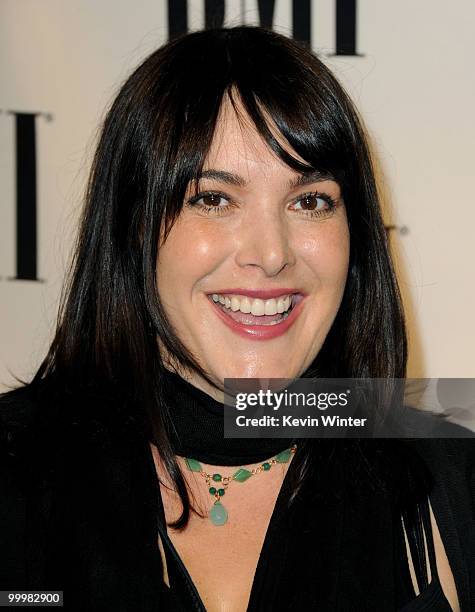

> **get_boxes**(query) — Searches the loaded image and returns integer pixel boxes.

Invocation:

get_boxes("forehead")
[203,94,308,182]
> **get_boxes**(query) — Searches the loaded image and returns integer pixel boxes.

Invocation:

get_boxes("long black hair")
[29,26,409,528]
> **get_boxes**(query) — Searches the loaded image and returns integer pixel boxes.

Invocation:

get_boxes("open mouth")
[208,292,304,327]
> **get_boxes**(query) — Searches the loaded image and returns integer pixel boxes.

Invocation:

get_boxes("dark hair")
[30,26,407,527]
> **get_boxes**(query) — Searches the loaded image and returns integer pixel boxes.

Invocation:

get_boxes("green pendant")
[185,457,201,472]
[233,468,252,482]
[275,448,292,463]
[183,445,296,526]
[209,501,228,526]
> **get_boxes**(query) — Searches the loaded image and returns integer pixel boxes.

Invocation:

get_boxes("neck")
[164,365,225,403]
[160,368,296,466]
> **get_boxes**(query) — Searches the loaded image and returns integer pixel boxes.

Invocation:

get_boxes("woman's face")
[156,98,350,397]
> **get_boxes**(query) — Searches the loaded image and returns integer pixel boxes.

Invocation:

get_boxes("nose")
[234,208,296,277]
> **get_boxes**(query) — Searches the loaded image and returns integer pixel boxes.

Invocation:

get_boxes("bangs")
[154,28,359,240]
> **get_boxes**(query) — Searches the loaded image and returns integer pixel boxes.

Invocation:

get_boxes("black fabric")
[161,369,295,465]
[0,383,474,611]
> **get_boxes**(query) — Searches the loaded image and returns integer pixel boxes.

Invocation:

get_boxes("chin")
[214,361,301,382]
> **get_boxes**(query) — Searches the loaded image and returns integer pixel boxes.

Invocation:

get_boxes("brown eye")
[293,192,336,218]
[299,193,328,210]
[300,195,319,210]
[293,192,336,216]
[201,193,224,207]
[187,191,234,215]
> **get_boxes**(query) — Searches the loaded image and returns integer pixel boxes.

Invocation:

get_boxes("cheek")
[298,223,350,287]
[156,219,229,299]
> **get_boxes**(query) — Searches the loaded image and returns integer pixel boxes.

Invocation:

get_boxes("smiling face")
[156,96,350,398]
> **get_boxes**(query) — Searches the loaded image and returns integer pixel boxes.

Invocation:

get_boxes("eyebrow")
[196,168,335,190]
[288,170,335,189]
[198,169,246,186]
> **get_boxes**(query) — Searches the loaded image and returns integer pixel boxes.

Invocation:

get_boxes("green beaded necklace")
[184,443,297,526]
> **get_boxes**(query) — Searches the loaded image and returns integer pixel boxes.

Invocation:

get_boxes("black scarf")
[161,369,295,466]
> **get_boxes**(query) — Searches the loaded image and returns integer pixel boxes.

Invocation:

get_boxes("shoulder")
[0,384,43,463]
[404,437,475,475]
[0,381,130,465]
[0,380,149,512]
[0,384,40,426]
[403,439,475,608]
[0,381,71,452]
[0,382,150,589]
[0,385,46,573]
[1,380,149,466]
[403,438,474,515]
[347,437,475,513]
[400,404,475,438]
[394,409,475,496]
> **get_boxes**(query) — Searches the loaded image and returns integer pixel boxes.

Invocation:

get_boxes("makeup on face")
[155,96,350,390]
[207,290,306,340]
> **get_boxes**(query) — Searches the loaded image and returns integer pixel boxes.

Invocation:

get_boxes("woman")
[0,26,473,611]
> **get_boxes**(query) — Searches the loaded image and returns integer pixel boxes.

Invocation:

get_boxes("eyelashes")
[291,192,337,217]
[186,190,338,218]
[187,191,231,214]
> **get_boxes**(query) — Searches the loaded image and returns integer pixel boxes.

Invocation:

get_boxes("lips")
[209,288,302,299]
[213,299,291,325]
[208,292,305,340]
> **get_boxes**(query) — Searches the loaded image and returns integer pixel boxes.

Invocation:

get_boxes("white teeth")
[210,293,294,316]
[250,299,265,316]
[264,299,277,315]
[240,297,252,313]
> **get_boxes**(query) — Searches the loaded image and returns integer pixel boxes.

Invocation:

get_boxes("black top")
[156,452,455,612]
[0,380,474,611]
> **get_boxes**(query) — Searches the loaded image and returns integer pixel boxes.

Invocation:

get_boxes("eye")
[291,192,337,217]
[186,189,338,218]
[193,192,228,207]
[187,190,232,215]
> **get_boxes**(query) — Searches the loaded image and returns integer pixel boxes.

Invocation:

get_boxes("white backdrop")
[1,0,474,390]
